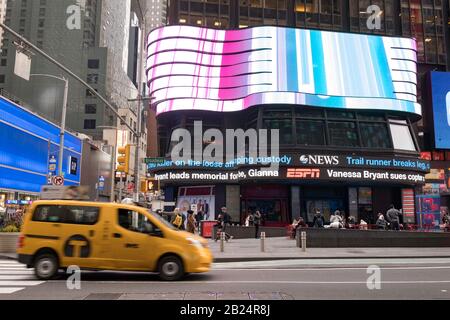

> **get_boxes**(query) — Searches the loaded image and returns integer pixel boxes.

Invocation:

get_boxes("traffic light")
[140,180,147,193]
[140,179,159,193]
[117,145,131,174]
[147,179,159,192]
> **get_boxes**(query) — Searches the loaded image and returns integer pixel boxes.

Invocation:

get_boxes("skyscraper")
[0,0,6,44]
[0,0,147,141]
[0,0,148,196]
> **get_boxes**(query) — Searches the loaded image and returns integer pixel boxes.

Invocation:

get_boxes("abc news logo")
[287,168,320,178]
[299,155,339,165]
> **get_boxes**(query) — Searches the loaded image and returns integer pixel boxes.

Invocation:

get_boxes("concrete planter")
[0,233,19,253]
[213,226,287,239]
[296,228,450,247]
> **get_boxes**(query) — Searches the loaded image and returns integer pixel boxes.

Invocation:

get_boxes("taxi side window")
[32,205,99,225]
[33,206,62,222]
[118,209,158,235]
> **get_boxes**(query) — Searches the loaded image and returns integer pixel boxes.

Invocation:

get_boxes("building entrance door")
[241,199,289,227]
[305,199,344,224]
[240,184,289,226]
[302,186,347,224]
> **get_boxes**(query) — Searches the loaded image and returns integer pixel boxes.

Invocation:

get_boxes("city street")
[1,258,450,300]
[1,0,450,306]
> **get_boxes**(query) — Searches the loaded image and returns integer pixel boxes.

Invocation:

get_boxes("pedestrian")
[330,210,343,229]
[155,209,163,218]
[375,212,388,230]
[170,208,184,230]
[0,210,4,228]
[186,210,196,234]
[347,215,356,229]
[195,210,204,228]
[245,211,254,227]
[386,204,401,231]
[254,210,262,238]
[312,209,325,228]
[221,207,231,232]
[359,219,368,230]
[442,209,450,232]
[214,212,231,242]
[291,216,306,238]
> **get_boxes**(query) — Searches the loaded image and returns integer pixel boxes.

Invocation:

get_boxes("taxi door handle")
[52,224,61,227]
[89,230,95,237]
[113,233,122,238]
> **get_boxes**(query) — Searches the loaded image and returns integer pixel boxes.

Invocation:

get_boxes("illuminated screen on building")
[0,97,82,193]
[147,25,420,116]
[430,71,450,149]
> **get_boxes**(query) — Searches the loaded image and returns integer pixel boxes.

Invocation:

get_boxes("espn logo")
[287,168,320,178]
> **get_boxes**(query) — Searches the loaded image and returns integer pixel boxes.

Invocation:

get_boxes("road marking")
[212,266,450,271]
[0,260,43,294]
[0,281,44,286]
[212,258,450,268]
[0,270,34,274]
[0,275,36,280]
[57,280,450,285]
[0,288,25,294]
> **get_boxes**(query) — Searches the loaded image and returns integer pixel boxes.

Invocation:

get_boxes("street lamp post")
[133,17,146,203]
[98,126,120,202]
[30,74,68,177]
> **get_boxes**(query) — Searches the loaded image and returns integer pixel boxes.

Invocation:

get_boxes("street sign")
[144,157,165,164]
[48,155,57,173]
[52,176,65,186]
[69,156,78,175]
[40,186,89,200]
[98,176,105,191]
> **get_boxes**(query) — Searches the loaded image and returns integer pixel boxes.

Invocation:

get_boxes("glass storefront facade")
[169,0,448,68]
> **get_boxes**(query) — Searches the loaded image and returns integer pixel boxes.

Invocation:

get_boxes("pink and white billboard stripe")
[146,25,421,117]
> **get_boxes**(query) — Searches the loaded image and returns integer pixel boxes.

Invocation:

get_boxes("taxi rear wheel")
[158,255,184,281]
[34,253,59,280]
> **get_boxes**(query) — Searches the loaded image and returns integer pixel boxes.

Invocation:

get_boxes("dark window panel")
[328,121,359,147]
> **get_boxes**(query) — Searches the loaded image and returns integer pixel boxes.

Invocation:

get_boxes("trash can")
[200,220,218,238]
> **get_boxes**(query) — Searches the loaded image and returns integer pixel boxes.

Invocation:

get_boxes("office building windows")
[84,119,96,129]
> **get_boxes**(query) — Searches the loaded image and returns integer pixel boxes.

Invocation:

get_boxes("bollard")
[296,230,301,248]
[220,232,225,252]
[260,232,266,252]
[301,231,307,252]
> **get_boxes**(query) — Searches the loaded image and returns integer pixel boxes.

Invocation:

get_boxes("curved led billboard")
[147,25,420,117]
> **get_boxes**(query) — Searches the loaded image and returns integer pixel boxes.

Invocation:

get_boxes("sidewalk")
[2,237,450,262]
[0,253,17,260]
[209,237,450,262]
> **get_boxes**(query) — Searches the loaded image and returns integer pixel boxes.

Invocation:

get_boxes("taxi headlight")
[187,237,203,249]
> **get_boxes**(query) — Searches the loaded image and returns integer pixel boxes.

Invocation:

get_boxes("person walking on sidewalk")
[254,210,262,238]
[171,208,185,230]
[214,212,232,242]
[386,204,401,231]
[186,210,196,234]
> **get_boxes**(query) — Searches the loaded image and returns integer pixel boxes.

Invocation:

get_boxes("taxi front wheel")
[34,253,59,280]
[158,255,184,281]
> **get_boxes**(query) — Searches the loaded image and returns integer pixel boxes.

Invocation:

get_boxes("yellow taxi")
[17,200,213,281]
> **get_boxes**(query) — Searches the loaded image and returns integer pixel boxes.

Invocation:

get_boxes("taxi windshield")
[149,210,178,231]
